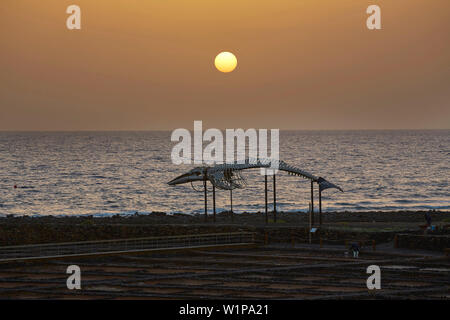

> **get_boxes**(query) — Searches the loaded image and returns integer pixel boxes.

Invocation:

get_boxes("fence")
[0,232,256,262]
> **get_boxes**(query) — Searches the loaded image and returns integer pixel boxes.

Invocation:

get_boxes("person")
[425,212,432,227]
[349,242,360,258]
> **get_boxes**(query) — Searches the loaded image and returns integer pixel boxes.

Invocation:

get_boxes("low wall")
[256,227,395,245]
[396,233,450,252]
[0,222,395,247]
[0,224,248,246]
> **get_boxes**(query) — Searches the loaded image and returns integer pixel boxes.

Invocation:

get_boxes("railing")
[0,232,256,262]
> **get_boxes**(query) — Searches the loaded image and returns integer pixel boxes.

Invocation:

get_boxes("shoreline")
[1,208,448,219]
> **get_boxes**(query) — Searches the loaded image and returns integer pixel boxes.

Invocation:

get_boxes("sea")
[0,130,448,217]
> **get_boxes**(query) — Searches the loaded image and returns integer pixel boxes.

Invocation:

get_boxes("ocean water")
[0,130,448,216]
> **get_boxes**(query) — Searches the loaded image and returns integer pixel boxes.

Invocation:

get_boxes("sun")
[214,52,238,73]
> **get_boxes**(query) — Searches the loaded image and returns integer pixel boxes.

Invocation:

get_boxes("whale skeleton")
[168,158,343,225]
[168,158,343,192]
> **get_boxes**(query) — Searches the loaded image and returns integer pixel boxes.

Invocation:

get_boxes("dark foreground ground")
[0,211,449,299]
[0,244,448,299]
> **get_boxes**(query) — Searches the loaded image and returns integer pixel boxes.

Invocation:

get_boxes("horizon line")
[0,128,448,133]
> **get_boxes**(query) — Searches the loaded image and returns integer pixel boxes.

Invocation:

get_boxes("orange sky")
[1,0,449,130]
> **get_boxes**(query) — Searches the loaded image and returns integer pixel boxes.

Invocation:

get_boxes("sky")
[1,0,449,130]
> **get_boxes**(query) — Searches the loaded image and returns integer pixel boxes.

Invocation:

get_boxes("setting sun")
[214,52,237,73]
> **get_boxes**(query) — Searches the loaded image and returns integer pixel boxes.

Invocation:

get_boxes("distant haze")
[1,0,449,130]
